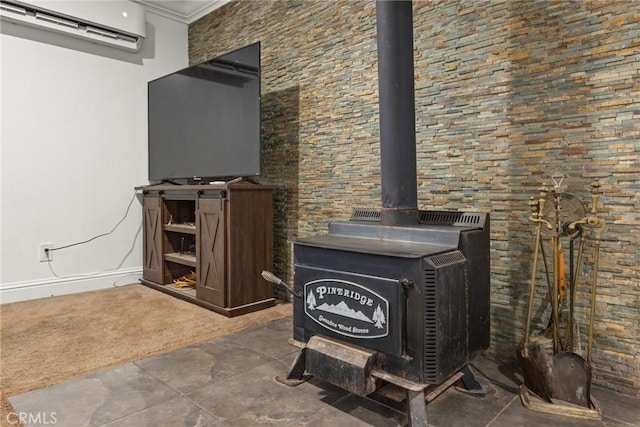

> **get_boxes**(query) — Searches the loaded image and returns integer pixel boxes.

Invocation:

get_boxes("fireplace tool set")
[517,175,606,420]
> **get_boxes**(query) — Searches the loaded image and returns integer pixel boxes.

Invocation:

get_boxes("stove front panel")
[293,240,428,359]
[295,265,404,357]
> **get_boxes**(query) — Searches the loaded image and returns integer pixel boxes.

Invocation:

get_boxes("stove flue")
[377,0,418,226]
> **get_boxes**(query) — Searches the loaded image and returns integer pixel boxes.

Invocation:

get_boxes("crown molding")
[136,0,231,24]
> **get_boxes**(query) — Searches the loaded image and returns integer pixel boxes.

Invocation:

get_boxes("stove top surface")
[295,234,456,258]
[295,218,479,258]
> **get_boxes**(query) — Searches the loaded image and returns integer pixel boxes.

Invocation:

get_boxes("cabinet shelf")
[165,223,196,234]
[165,252,197,267]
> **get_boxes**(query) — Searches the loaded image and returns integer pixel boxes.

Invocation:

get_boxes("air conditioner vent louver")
[86,25,138,44]
[0,0,146,52]
[0,1,23,15]
[35,11,78,29]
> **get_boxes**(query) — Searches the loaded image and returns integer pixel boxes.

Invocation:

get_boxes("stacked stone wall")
[190,0,639,396]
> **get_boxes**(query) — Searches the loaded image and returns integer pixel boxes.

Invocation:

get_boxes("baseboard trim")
[0,267,143,304]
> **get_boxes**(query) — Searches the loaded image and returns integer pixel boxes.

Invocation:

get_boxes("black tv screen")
[148,42,260,182]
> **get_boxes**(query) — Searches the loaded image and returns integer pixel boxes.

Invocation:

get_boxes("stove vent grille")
[418,211,484,227]
[423,267,437,382]
[350,208,485,228]
[350,208,382,222]
[429,250,466,267]
[423,250,467,384]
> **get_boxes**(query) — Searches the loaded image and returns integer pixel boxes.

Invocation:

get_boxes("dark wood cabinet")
[138,183,275,317]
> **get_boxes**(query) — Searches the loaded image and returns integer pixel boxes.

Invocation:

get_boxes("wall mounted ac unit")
[0,0,146,52]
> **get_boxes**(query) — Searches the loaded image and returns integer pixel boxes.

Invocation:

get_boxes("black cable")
[49,191,138,253]
[44,253,60,278]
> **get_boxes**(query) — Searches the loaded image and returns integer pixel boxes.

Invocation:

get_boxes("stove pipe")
[376,0,419,226]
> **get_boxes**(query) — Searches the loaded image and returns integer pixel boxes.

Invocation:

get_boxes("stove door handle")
[261,270,302,298]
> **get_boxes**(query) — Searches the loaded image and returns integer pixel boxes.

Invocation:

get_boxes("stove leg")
[276,348,310,386]
[458,364,489,396]
[406,388,428,427]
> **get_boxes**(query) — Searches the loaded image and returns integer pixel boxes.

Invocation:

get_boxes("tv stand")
[136,182,276,317]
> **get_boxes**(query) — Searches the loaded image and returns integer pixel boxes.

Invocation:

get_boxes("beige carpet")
[0,284,292,427]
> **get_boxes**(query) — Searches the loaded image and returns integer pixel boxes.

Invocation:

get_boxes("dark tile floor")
[10,317,640,427]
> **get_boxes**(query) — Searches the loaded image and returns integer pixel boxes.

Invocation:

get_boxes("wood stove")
[274,208,491,426]
[270,2,491,425]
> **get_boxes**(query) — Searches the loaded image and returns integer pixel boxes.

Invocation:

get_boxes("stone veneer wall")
[189,0,639,397]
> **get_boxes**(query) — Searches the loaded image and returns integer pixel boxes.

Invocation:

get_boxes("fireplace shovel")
[552,194,606,410]
[551,238,591,407]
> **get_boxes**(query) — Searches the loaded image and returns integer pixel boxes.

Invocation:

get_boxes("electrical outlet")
[39,243,53,262]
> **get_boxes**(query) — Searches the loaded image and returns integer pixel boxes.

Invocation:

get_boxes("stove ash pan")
[292,210,490,386]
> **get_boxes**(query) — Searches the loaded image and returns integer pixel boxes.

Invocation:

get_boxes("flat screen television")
[147,42,260,183]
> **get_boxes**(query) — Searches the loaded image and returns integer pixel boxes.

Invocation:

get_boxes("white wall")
[0,4,188,302]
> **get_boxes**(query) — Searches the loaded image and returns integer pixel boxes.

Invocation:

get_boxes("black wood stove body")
[292,209,490,386]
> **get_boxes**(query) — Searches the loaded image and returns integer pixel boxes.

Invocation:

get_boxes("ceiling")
[137,0,231,24]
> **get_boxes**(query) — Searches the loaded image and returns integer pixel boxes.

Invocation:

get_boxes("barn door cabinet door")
[196,197,226,307]
[142,195,163,284]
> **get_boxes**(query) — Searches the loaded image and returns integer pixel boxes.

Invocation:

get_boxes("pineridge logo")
[304,279,389,339]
